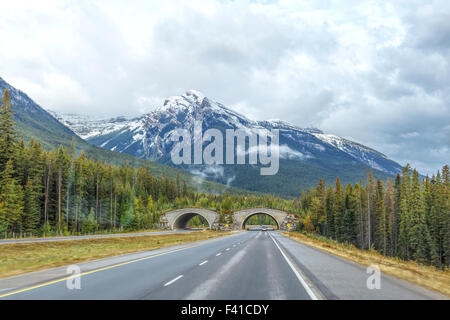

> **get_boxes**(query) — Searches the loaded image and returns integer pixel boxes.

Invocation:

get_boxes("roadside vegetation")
[0,230,229,278]
[295,165,449,269]
[284,231,450,297]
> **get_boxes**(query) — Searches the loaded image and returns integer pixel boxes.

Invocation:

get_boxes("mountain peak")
[184,89,205,100]
[47,87,403,179]
[159,89,206,112]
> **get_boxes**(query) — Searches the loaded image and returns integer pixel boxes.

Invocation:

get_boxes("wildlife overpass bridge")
[158,208,298,231]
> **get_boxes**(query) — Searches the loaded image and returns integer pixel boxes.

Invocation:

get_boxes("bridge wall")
[159,208,220,230]
[160,208,298,231]
[232,208,298,231]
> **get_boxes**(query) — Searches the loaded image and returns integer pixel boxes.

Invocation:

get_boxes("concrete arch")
[233,208,289,230]
[162,208,220,230]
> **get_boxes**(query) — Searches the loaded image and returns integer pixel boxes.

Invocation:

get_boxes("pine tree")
[374,178,387,254]
[408,170,434,263]
[0,89,17,173]
[0,160,24,234]
[441,165,450,266]
[385,179,395,256]
[393,173,402,256]
[342,184,357,245]
[314,179,326,233]
[355,181,367,249]
[324,186,334,237]
[23,178,41,234]
[366,169,375,249]
[334,177,344,241]
[23,140,44,235]
[398,165,412,259]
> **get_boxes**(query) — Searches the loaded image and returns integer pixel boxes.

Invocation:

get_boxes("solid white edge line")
[164,275,183,287]
[199,260,208,266]
[269,233,318,300]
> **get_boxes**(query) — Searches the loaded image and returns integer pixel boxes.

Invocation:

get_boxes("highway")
[0,231,444,300]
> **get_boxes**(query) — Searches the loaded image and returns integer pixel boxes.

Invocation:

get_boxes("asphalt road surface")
[0,231,444,300]
[0,229,195,245]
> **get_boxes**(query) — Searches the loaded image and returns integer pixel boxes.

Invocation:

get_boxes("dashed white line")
[233,245,236,247]
[226,248,230,251]
[164,275,183,287]
[199,260,208,266]
[216,252,222,256]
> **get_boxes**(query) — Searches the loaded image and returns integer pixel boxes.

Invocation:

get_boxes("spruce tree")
[23,178,41,235]
[374,178,387,254]
[408,170,434,263]
[325,186,334,237]
[398,165,412,259]
[0,160,24,234]
[334,177,344,241]
[366,169,375,249]
[393,173,402,256]
[441,165,449,266]
[0,89,17,173]
[343,184,357,245]
[385,179,395,256]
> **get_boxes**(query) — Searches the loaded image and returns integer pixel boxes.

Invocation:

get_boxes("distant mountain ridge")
[0,77,246,195]
[50,89,403,196]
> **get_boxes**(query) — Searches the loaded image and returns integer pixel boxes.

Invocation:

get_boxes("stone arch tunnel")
[159,208,299,231]
[159,208,220,230]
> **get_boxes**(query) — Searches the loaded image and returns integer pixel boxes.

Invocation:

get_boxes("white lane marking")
[269,233,318,300]
[164,275,183,287]
[226,248,230,251]
[186,248,247,299]
[233,245,236,247]
[199,260,208,266]
[216,252,222,256]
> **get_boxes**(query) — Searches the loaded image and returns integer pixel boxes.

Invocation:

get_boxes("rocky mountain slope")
[50,90,403,196]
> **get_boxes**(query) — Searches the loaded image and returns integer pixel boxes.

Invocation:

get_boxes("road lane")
[272,232,444,300]
[145,231,312,300]
[0,231,254,299]
[0,231,444,300]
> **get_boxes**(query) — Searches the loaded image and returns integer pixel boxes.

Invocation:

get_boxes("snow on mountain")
[50,90,403,176]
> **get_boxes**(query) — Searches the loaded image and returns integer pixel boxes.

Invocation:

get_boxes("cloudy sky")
[0,0,449,175]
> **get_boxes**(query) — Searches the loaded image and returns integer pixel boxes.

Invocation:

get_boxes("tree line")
[297,166,449,267]
[0,89,193,236]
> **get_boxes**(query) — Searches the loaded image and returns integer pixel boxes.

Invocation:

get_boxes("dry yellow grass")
[283,231,450,297]
[0,230,229,278]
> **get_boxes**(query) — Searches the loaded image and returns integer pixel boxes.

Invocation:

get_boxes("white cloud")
[0,0,448,174]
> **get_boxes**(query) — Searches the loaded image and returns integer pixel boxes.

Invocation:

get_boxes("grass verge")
[283,231,450,297]
[1,229,169,241]
[0,230,229,279]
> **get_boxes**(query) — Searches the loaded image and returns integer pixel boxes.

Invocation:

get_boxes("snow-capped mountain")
[52,90,402,172]
[50,90,403,195]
